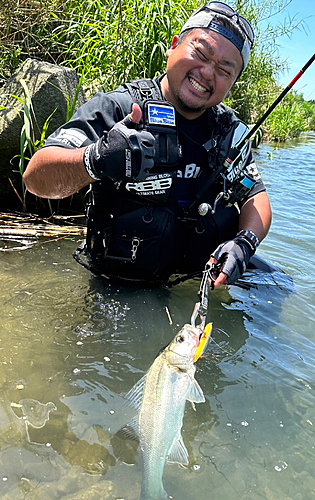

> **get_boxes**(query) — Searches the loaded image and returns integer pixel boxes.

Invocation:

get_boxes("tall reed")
[2,0,314,139]
[56,0,194,95]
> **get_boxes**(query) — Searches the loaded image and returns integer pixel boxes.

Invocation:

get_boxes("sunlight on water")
[0,133,315,499]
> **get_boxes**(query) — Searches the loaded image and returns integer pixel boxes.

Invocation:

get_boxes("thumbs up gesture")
[83,103,155,182]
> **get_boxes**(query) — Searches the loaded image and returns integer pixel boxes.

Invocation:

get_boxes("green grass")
[10,76,84,211]
[1,0,315,141]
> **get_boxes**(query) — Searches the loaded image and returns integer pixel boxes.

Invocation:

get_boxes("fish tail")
[140,483,169,500]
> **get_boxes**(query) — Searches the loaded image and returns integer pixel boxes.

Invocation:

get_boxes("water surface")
[0,133,315,499]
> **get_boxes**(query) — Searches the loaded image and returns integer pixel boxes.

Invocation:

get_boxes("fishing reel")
[198,170,256,216]
[199,139,256,215]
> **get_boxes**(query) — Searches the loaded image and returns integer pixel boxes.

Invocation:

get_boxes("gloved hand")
[83,108,155,182]
[210,231,259,285]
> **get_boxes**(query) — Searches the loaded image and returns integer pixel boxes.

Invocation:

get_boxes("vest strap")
[124,79,164,104]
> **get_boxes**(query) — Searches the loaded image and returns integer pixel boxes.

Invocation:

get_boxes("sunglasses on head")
[198,1,254,46]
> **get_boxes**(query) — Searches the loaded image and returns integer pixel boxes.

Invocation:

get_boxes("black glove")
[83,115,155,182]
[211,231,259,284]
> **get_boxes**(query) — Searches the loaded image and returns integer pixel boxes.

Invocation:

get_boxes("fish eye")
[176,335,185,343]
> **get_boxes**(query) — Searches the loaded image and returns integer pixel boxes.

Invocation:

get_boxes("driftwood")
[0,212,87,239]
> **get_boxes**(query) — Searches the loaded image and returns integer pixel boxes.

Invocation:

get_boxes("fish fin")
[124,374,147,410]
[140,485,169,500]
[167,433,189,466]
[116,415,139,442]
[186,379,205,404]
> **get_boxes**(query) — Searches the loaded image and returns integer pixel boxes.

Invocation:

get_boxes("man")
[23,2,272,286]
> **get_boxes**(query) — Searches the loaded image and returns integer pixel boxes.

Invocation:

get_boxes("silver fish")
[123,324,205,500]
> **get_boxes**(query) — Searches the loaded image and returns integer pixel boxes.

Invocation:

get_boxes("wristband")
[236,229,260,252]
[83,145,100,181]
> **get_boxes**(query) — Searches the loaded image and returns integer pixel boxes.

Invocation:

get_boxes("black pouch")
[89,204,177,282]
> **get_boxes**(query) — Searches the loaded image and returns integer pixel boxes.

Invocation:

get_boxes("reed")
[56,0,193,95]
[1,0,314,142]
[265,93,313,142]
[10,76,83,211]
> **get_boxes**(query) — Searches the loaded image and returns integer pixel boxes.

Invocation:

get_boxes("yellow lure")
[194,322,213,362]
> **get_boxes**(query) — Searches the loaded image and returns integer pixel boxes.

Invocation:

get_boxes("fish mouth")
[185,325,204,343]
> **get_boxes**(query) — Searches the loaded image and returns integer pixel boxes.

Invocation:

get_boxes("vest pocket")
[94,205,176,282]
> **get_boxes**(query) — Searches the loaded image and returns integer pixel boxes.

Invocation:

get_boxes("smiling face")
[161,28,243,119]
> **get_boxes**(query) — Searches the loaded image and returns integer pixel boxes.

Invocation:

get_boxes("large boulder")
[0,58,87,210]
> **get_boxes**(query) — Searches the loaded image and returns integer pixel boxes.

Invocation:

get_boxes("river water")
[0,133,314,500]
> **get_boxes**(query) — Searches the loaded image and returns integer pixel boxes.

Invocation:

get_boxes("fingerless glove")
[83,116,155,182]
[211,230,260,284]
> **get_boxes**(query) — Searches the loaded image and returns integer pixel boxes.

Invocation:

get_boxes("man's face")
[161,28,243,119]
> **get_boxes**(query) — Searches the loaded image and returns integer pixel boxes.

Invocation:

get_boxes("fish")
[122,324,205,500]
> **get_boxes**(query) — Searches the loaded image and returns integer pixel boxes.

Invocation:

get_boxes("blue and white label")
[147,103,176,127]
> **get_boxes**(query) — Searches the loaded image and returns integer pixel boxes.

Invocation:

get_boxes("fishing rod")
[190,53,315,333]
[195,52,315,215]
[239,52,315,149]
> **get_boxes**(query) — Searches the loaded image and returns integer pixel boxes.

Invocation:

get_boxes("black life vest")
[80,79,250,283]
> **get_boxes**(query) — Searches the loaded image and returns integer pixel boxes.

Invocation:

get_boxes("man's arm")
[23,146,92,199]
[23,103,145,199]
[210,191,272,287]
[238,191,272,241]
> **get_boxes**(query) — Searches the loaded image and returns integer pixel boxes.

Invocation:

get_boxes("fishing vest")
[81,79,250,283]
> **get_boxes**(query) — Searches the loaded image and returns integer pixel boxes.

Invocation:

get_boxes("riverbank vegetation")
[1,0,315,142]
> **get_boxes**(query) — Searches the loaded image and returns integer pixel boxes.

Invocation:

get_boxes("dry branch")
[0,212,87,239]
